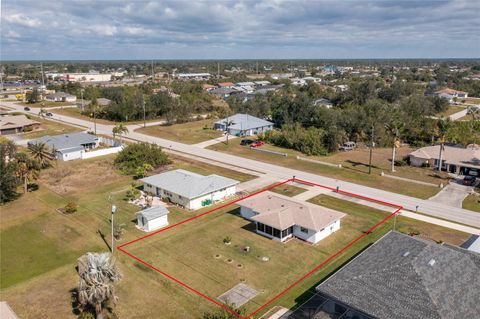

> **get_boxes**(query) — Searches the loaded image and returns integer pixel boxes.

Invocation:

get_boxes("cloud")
[1,0,479,60]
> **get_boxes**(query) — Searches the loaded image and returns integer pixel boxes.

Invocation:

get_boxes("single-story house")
[28,132,99,161]
[313,98,333,108]
[254,80,271,86]
[286,231,480,319]
[209,87,241,99]
[434,88,468,99]
[0,115,40,135]
[141,169,239,210]
[136,206,169,232]
[176,73,211,80]
[408,145,479,176]
[202,84,216,91]
[237,192,346,244]
[214,113,274,136]
[218,82,235,88]
[45,92,77,102]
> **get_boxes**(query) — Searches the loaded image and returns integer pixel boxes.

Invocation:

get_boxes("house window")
[257,222,265,232]
[281,226,293,238]
[265,225,273,236]
[300,227,309,234]
[164,191,173,197]
[273,228,281,238]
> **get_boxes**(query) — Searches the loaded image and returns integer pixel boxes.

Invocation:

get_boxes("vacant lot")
[136,119,223,144]
[208,142,443,199]
[463,193,480,212]
[124,189,469,317]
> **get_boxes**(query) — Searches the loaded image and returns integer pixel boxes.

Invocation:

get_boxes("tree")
[29,142,53,168]
[27,88,40,103]
[385,116,405,172]
[435,117,452,172]
[77,252,122,319]
[14,152,41,193]
[134,163,153,178]
[0,140,19,203]
[112,124,129,142]
[114,142,171,175]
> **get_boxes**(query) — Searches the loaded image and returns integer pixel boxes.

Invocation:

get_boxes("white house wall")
[293,219,341,244]
[58,150,83,161]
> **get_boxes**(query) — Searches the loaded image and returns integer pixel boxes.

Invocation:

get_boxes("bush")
[223,236,232,244]
[114,142,171,175]
[64,202,78,214]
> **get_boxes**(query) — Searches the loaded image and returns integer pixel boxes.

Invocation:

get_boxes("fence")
[81,145,124,159]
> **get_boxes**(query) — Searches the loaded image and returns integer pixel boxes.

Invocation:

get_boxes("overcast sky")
[1,0,479,60]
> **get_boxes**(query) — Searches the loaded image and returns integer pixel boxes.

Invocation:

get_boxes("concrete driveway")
[428,181,474,208]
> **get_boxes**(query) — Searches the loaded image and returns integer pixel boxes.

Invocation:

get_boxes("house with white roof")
[141,169,239,210]
[136,206,169,232]
[214,113,274,136]
[408,145,480,176]
[238,192,346,244]
[45,91,77,102]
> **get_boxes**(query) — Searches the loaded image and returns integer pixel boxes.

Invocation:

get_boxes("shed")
[136,206,169,232]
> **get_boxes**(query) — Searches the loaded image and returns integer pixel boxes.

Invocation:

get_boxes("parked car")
[45,112,53,117]
[240,139,255,146]
[463,175,477,186]
[250,141,265,148]
[24,107,31,111]
[339,141,356,151]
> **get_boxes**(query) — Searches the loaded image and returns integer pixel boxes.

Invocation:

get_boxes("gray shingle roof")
[28,132,98,151]
[141,169,239,200]
[315,231,480,319]
[138,206,169,221]
[215,113,273,131]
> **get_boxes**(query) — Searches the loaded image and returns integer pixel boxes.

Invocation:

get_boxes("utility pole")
[368,124,375,174]
[142,96,146,128]
[93,108,97,134]
[256,61,258,74]
[40,62,45,87]
[225,116,230,144]
[80,88,84,111]
[217,62,220,78]
[151,60,154,82]
[111,204,117,253]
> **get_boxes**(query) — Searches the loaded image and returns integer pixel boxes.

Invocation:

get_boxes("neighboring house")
[291,78,306,86]
[254,80,271,86]
[286,231,480,319]
[313,98,333,108]
[434,88,468,100]
[0,115,40,135]
[136,206,169,232]
[218,82,235,88]
[202,84,216,91]
[214,113,274,136]
[28,132,99,161]
[141,169,239,210]
[209,87,240,99]
[238,192,345,244]
[408,145,480,176]
[45,92,77,102]
[176,73,211,80]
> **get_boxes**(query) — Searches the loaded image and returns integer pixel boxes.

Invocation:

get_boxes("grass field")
[18,101,75,108]
[463,193,480,212]
[208,142,443,199]
[136,119,223,144]
[436,105,466,117]
[51,107,114,125]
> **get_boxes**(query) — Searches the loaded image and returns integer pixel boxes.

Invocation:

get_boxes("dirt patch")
[39,156,125,195]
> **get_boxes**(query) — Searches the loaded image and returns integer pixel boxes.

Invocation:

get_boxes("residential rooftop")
[0,115,39,130]
[410,145,480,169]
[238,191,346,231]
[141,169,239,200]
[28,132,98,151]
[137,206,169,221]
[215,113,273,131]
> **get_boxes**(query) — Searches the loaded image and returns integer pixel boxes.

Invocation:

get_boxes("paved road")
[449,108,469,121]
[2,100,479,231]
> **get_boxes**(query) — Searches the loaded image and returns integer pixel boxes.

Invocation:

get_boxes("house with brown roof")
[408,145,480,176]
[238,192,346,244]
[0,115,41,135]
[433,88,468,102]
[217,82,235,88]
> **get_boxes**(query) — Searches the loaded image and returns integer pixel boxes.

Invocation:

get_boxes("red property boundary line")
[117,178,403,319]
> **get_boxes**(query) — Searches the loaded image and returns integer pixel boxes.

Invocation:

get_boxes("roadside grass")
[463,193,480,213]
[18,101,75,108]
[269,183,307,197]
[126,190,468,317]
[207,142,441,199]
[436,104,465,117]
[20,115,82,139]
[136,119,223,144]
[52,107,114,125]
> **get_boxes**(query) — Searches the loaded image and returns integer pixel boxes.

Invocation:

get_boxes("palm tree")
[29,142,53,168]
[436,117,452,172]
[14,152,41,193]
[77,252,122,319]
[112,124,129,142]
[385,117,405,173]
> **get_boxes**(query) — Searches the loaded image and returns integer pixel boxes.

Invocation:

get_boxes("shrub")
[223,236,232,244]
[114,142,171,175]
[64,202,78,214]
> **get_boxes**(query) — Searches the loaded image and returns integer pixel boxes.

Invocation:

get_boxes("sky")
[1,0,479,60]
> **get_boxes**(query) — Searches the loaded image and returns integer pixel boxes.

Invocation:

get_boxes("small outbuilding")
[136,206,169,232]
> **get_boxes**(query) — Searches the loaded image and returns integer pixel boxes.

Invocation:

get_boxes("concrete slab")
[218,283,258,307]
[428,182,473,208]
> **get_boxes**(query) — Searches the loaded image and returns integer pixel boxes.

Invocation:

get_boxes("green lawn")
[463,194,480,212]
[126,192,468,317]
[208,142,441,199]
[21,115,82,139]
[136,119,223,144]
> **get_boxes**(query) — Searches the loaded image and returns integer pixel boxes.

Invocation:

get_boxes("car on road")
[463,175,477,186]
[45,112,53,117]
[339,141,356,151]
[240,139,255,146]
[250,141,265,148]
[24,107,31,111]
